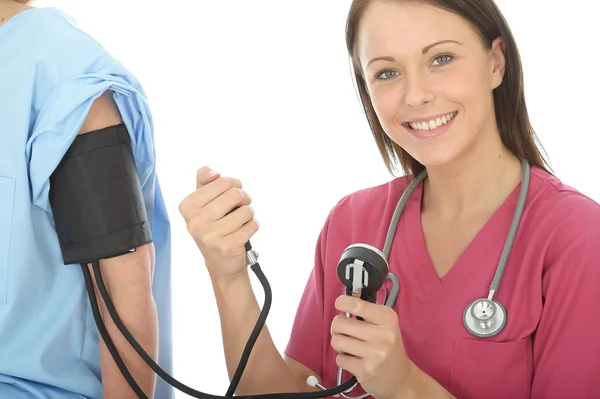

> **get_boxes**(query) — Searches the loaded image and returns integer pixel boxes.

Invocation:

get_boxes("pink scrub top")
[284,166,600,399]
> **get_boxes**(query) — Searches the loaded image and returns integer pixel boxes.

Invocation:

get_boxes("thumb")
[196,166,220,190]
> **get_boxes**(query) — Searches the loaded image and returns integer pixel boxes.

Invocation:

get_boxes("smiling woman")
[177,1,600,399]
[346,0,549,179]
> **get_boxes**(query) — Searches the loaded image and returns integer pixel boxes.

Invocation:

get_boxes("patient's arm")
[80,91,158,399]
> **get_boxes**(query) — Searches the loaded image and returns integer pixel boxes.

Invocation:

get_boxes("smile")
[405,111,458,131]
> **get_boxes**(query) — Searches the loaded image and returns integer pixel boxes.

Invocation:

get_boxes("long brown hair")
[345,0,551,178]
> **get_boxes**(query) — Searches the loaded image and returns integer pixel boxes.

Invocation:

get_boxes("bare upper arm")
[79,90,155,293]
[283,355,322,393]
[78,90,123,135]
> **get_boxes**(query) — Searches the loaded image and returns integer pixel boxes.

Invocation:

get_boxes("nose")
[403,72,434,108]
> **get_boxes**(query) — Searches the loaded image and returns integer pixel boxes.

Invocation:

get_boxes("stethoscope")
[309,159,530,398]
[74,159,529,399]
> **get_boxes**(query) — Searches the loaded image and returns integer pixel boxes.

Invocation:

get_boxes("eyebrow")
[366,40,463,68]
[422,39,463,54]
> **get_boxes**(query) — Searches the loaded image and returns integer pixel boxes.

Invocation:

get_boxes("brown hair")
[345,0,551,178]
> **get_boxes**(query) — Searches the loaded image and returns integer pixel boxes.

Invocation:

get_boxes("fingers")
[335,352,381,383]
[331,312,400,358]
[223,215,260,247]
[187,177,244,213]
[331,314,375,342]
[192,166,245,210]
[180,167,259,277]
[179,168,245,224]
[202,217,259,259]
[196,166,220,190]
[335,353,363,378]
[334,295,397,325]
[203,185,251,223]
[179,166,257,236]
[219,205,256,233]
[330,333,371,358]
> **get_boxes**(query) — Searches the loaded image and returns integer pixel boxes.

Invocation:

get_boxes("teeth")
[409,112,456,131]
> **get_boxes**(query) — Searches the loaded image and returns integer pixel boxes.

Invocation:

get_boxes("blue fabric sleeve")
[24,64,174,399]
[26,73,156,216]
[0,8,173,398]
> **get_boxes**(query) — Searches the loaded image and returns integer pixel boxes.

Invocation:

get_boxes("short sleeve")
[531,203,600,398]
[26,73,156,215]
[283,211,333,379]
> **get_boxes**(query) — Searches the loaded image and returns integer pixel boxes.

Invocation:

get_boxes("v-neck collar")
[402,178,523,298]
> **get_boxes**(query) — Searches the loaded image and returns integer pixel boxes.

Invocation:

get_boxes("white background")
[32,0,600,397]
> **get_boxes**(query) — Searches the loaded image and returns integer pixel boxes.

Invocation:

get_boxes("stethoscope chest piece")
[463,297,506,338]
[336,243,389,303]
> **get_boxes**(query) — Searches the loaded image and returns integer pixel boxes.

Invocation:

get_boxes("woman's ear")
[490,37,506,89]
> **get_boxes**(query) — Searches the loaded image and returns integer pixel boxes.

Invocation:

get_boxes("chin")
[409,148,461,171]
[394,129,464,171]
[395,119,478,172]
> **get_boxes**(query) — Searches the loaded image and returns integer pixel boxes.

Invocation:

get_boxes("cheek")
[368,85,402,129]
[434,68,492,120]
[435,69,479,106]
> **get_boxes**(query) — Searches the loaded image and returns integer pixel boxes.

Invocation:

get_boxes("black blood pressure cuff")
[49,123,153,265]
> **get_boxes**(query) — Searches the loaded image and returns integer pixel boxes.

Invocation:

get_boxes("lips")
[403,111,458,139]
[404,111,458,131]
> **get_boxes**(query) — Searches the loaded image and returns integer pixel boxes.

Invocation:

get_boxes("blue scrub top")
[0,7,173,399]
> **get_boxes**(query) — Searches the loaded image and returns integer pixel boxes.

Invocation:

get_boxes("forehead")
[357,2,480,62]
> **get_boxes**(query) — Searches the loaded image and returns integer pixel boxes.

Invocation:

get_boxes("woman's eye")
[432,54,453,66]
[376,70,398,80]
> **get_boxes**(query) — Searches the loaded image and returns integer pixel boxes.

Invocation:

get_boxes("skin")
[356,1,522,283]
[357,2,521,221]
[2,2,159,396]
[180,1,526,398]
[0,0,32,26]
[82,93,159,399]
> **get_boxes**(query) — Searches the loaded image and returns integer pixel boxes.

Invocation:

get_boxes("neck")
[421,128,523,221]
[0,0,14,10]
[0,1,31,27]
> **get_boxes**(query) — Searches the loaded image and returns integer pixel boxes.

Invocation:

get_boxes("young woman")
[179,1,600,398]
[0,1,173,398]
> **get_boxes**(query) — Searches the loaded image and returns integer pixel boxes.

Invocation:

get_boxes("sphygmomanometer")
[49,123,393,399]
